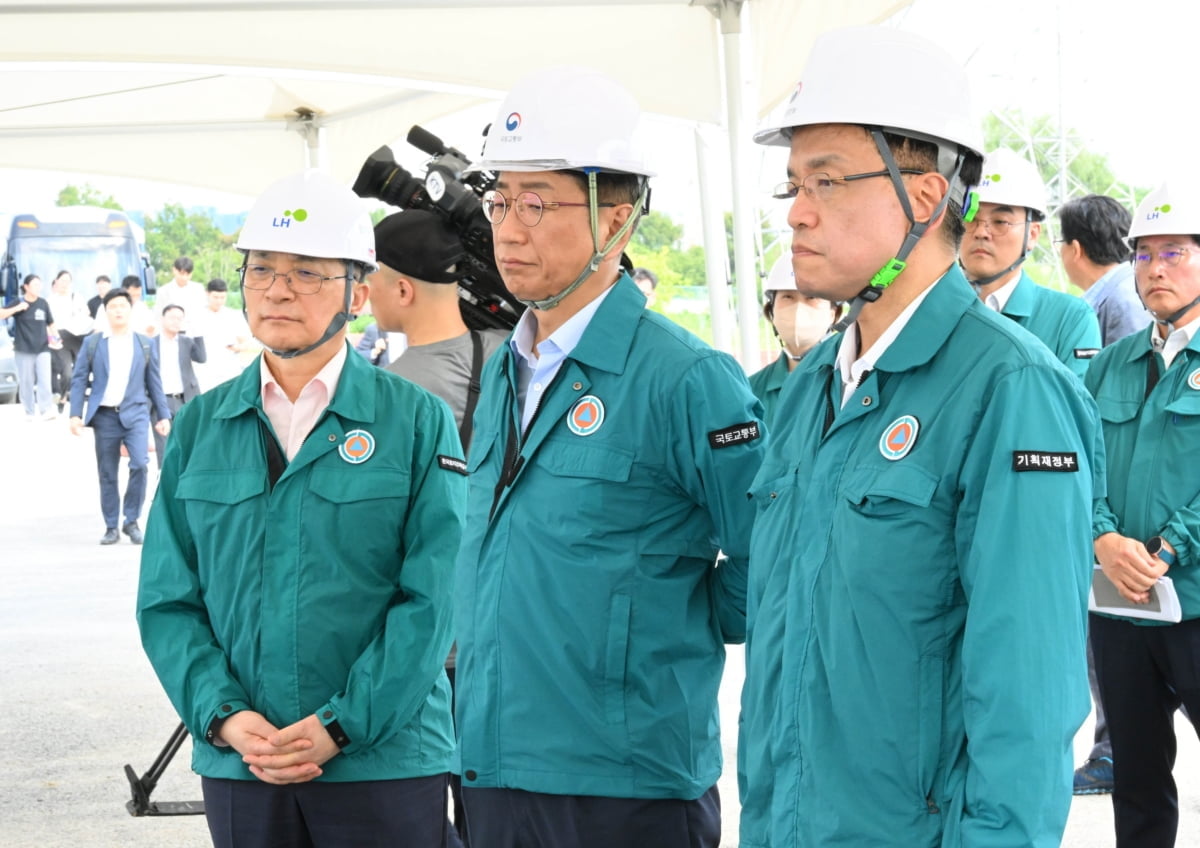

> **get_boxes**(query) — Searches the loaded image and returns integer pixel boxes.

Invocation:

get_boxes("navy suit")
[355,323,390,366]
[70,332,171,531]
[151,333,206,467]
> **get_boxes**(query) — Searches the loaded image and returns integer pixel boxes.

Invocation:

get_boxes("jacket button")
[220,704,232,713]
[323,710,334,719]
[328,433,337,442]
[862,396,873,407]
[464,770,478,781]
[572,382,582,391]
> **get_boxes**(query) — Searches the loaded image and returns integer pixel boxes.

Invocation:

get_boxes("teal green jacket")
[748,351,791,429]
[998,272,1101,379]
[455,275,766,800]
[1086,325,1200,622]
[137,346,466,781]
[739,267,1104,847]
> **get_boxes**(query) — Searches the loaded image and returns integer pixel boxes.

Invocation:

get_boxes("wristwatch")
[1145,535,1177,567]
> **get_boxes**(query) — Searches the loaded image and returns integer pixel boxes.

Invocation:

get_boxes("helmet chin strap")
[1152,293,1200,335]
[962,210,1032,291]
[832,128,966,333]
[517,172,650,311]
[244,274,356,360]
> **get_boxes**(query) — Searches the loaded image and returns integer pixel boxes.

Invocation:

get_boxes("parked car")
[0,331,17,404]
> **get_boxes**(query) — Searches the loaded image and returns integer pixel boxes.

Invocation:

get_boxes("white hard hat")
[236,169,377,273]
[1128,181,1200,245]
[974,148,1047,217]
[754,26,983,160]
[469,66,654,177]
[763,255,798,292]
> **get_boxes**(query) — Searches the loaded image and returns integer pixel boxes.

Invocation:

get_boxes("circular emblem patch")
[339,429,376,464]
[567,395,605,437]
[1189,367,1200,391]
[879,415,919,461]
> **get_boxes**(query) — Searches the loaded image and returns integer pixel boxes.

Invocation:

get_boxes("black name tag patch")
[708,421,761,449]
[438,455,468,476]
[1012,451,1079,472]
[1074,348,1099,359]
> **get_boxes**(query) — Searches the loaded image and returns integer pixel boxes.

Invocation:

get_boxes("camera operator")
[369,209,507,450]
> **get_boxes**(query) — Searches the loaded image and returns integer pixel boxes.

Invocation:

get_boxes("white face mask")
[791,300,834,355]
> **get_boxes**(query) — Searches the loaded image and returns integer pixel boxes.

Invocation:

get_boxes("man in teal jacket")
[959,147,1101,379]
[1086,180,1200,848]
[747,254,840,427]
[453,67,765,848]
[739,27,1103,847]
[137,170,466,847]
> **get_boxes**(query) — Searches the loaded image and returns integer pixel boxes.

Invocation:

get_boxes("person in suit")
[152,303,206,467]
[69,288,171,545]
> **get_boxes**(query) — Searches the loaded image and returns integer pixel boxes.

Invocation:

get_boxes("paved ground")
[1,400,1197,847]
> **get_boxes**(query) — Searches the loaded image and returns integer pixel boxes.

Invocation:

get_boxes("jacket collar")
[564,273,644,376]
[998,271,1036,319]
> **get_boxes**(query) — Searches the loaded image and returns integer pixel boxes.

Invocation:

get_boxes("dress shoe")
[100,528,120,545]
[122,522,144,545]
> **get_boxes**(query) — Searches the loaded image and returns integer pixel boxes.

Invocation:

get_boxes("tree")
[56,183,122,210]
[144,203,239,285]
[630,210,683,253]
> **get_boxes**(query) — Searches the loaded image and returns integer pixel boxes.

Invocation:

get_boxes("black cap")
[373,210,465,284]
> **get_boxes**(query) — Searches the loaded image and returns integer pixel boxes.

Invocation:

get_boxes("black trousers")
[202,774,456,848]
[461,784,720,848]
[1091,613,1200,848]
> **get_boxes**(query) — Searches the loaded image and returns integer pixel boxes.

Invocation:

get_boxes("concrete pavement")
[1,401,1197,847]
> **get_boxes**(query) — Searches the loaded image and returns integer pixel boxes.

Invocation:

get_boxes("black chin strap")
[833,128,966,333]
[963,210,1033,292]
[1153,293,1200,335]
[243,277,356,360]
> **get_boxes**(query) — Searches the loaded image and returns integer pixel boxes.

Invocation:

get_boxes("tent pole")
[695,125,734,353]
[715,0,760,370]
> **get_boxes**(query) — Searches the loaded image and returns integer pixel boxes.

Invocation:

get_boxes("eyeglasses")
[239,264,350,295]
[481,190,616,227]
[771,169,924,202]
[1134,246,1196,267]
[965,216,1023,236]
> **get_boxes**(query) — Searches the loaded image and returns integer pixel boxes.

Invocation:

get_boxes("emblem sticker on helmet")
[879,415,919,461]
[567,396,605,436]
[339,429,376,464]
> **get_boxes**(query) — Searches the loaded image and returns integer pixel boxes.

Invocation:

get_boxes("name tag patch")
[438,455,468,476]
[708,421,761,449]
[1074,348,1099,359]
[1012,451,1079,472]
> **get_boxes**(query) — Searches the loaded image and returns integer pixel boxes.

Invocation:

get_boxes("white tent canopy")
[0,0,908,361]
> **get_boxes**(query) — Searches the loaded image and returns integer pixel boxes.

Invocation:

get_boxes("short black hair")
[21,273,39,289]
[173,256,194,273]
[880,130,982,250]
[122,275,142,289]
[206,278,228,293]
[162,303,185,317]
[1058,195,1133,265]
[564,170,645,207]
[632,267,658,289]
[95,274,111,286]
[104,289,132,307]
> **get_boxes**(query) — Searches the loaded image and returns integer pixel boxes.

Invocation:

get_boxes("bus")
[1,207,156,306]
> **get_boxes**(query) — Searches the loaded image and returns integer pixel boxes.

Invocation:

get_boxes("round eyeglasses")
[239,264,349,295]
[1134,247,1196,268]
[481,190,616,227]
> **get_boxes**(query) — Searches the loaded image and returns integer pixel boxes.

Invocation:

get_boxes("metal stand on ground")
[123,722,205,816]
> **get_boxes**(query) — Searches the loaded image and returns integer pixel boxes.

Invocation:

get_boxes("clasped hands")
[219,711,341,785]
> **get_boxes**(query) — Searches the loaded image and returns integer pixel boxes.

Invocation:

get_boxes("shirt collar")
[1150,313,1200,352]
[1082,262,1133,307]
[259,342,347,408]
[835,276,941,389]
[509,282,616,366]
[984,272,1022,314]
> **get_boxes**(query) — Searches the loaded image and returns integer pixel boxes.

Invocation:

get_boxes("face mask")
[792,301,834,354]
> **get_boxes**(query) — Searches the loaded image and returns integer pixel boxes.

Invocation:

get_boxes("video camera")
[353,126,524,331]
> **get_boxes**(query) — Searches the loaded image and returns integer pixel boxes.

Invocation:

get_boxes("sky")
[1,0,1191,245]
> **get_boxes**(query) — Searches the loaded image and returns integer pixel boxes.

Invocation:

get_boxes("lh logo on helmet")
[273,208,308,229]
[567,396,605,437]
[879,415,919,461]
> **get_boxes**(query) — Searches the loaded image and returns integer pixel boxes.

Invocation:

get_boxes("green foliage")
[56,183,123,210]
[630,210,683,253]
[144,203,241,285]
